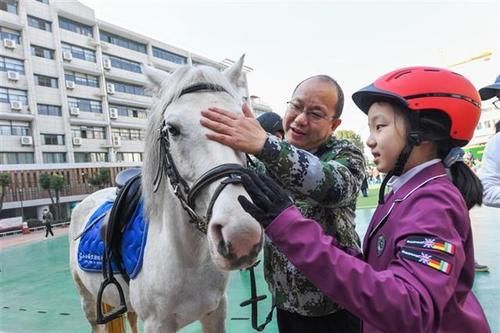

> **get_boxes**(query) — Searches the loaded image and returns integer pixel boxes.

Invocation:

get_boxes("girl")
[238,67,491,332]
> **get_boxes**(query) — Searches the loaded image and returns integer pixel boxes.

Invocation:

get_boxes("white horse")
[69,56,264,333]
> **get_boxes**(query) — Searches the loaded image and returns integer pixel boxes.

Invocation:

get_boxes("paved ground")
[0,206,498,332]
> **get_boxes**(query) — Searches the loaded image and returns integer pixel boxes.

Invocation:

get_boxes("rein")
[152,83,247,233]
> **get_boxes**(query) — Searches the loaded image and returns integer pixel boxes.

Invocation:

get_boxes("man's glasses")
[493,98,500,110]
[286,101,336,122]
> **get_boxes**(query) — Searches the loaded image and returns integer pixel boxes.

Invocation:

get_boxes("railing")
[3,183,108,203]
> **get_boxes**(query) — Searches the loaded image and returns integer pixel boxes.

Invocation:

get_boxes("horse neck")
[148,188,211,265]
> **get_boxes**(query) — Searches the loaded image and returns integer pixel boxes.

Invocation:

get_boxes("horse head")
[142,56,263,270]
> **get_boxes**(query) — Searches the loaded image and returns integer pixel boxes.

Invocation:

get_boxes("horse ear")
[223,54,245,87]
[144,66,170,90]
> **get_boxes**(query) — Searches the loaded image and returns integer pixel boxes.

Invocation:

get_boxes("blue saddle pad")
[77,199,148,279]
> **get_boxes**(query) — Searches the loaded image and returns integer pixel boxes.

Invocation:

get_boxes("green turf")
[1,206,498,332]
[356,185,381,209]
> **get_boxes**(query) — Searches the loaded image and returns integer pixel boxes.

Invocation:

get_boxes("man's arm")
[256,135,365,207]
[479,133,500,208]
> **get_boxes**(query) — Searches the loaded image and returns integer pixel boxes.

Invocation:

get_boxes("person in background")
[478,75,500,208]
[237,67,490,333]
[256,111,285,139]
[201,75,365,333]
[360,174,369,197]
[42,208,54,238]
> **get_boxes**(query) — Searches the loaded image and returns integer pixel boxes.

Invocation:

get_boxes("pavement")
[0,226,69,250]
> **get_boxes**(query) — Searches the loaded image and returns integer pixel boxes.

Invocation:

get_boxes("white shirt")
[479,132,500,208]
[387,159,441,194]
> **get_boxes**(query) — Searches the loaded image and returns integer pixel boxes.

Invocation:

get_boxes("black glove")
[238,171,293,228]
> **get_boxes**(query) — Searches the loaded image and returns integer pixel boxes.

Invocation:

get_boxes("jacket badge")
[400,247,452,274]
[376,234,385,256]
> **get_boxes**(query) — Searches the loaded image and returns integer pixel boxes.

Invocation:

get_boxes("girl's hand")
[238,171,293,228]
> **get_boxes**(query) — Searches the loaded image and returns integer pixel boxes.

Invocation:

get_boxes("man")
[43,208,54,238]
[257,111,285,139]
[478,75,500,208]
[201,75,365,332]
[473,75,500,273]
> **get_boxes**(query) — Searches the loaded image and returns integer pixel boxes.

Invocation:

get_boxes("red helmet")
[352,66,481,145]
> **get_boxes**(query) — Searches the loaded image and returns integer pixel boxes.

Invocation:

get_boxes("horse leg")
[200,296,227,333]
[72,273,106,333]
[127,311,139,333]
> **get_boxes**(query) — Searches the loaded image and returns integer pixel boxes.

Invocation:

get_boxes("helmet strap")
[378,112,422,204]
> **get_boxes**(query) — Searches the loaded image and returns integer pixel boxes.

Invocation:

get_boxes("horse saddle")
[77,169,147,279]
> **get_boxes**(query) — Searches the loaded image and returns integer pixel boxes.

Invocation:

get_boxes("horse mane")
[142,65,241,220]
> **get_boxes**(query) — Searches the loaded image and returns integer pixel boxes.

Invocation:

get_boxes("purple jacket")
[266,163,490,333]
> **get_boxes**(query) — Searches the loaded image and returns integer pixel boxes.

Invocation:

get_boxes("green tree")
[0,172,12,213]
[88,168,111,189]
[39,173,66,220]
[336,129,364,152]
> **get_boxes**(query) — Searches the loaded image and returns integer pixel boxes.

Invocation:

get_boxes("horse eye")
[167,125,180,137]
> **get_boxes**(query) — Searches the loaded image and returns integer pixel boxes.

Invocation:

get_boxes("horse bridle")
[152,83,248,233]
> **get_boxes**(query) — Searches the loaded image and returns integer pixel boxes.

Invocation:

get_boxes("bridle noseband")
[152,83,247,234]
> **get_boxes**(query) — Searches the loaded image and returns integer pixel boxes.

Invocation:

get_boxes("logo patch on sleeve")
[405,236,456,255]
[400,247,452,275]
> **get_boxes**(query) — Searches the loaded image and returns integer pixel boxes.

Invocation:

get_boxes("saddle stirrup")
[96,275,128,324]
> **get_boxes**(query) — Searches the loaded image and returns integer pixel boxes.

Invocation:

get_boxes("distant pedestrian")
[43,208,54,238]
[361,176,369,197]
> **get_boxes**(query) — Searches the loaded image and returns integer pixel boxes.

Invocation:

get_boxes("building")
[0,0,267,222]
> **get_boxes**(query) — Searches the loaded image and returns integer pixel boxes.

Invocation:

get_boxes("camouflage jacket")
[253,134,365,316]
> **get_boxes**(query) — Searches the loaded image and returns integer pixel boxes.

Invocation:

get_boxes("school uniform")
[265,161,491,333]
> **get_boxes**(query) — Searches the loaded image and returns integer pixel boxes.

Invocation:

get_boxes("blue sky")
[79,0,499,142]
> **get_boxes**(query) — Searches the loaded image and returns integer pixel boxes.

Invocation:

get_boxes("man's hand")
[238,171,293,228]
[200,104,267,155]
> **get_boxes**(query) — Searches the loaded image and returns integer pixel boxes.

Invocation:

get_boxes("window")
[58,17,93,37]
[67,97,102,113]
[107,80,147,96]
[43,152,66,163]
[116,152,143,162]
[61,43,96,62]
[37,104,61,116]
[74,152,108,163]
[27,15,52,32]
[0,87,28,104]
[31,45,55,59]
[153,47,186,64]
[0,27,21,44]
[41,133,64,145]
[100,31,146,53]
[0,120,31,136]
[104,54,142,73]
[0,56,24,73]
[34,74,58,88]
[65,71,99,88]
[0,152,34,164]
[109,104,147,118]
[111,127,145,141]
[0,0,17,14]
[71,126,106,139]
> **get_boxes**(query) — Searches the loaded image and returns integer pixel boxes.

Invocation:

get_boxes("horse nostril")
[211,223,224,243]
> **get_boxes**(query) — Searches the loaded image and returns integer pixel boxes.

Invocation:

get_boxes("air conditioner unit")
[103,58,112,70]
[70,107,80,116]
[10,100,23,111]
[109,108,118,119]
[20,136,33,146]
[66,80,75,89]
[106,83,115,94]
[7,71,20,81]
[3,38,16,49]
[112,135,121,147]
[72,137,82,146]
[62,51,73,61]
